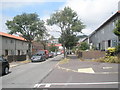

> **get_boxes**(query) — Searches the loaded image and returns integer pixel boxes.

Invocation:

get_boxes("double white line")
[34,82,120,88]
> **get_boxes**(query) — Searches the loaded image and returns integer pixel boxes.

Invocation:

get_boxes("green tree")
[6,13,46,59]
[113,20,120,53]
[113,20,120,37]
[49,44,58,52]
[78,42,89,50]
[36,32,50,50]
[47,7,85,58]
[59,34,79,49]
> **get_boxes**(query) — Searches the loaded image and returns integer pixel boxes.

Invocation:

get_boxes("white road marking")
[34,84,42,88]
[34,82,120,88]
[45,84,51,87]
[103,67,112,69]
[78,68,95,73]
[10,64,19,68]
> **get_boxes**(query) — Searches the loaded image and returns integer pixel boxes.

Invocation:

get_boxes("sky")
[0,0,120,38]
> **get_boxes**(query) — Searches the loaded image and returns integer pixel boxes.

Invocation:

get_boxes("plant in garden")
[106,47,116,56]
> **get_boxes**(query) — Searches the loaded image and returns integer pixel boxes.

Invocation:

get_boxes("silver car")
[31,54,46,62]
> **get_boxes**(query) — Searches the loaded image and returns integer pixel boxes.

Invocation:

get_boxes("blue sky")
[2,2,65,18]
[1,0,120,38]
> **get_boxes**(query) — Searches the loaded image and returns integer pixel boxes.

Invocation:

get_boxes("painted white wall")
[1,36,29,56]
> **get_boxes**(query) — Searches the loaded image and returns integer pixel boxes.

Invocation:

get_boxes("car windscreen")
[36,51,45,54]
[33,54,42,56]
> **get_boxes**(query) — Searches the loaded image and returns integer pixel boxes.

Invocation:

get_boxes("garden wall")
[6,55,26,63]
[77,50,106,59]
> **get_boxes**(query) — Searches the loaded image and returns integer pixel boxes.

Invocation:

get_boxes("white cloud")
[0,15,12,32]
[62,0,120,35]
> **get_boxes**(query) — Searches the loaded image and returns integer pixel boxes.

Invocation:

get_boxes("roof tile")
[0,32,26,41]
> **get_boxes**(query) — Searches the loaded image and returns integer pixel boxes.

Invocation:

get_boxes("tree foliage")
[47,7,85,58]
[113,20,120,53]
[6,13,46,58]
[113,20,120,37]
[36,32,50,50]
[49,44,58,52]
[78,42,89,51]
[59,34,79,49]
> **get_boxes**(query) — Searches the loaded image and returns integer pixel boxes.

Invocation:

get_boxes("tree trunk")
[63,43,66,58]
[42,42,46,50]
[43,44,46,50]
[27,42,32,60]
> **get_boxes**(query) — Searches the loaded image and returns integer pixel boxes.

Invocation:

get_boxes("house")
[0,32,29,56]
[47,38,63,52]
[88,11,120,50]
[32,41,45,54]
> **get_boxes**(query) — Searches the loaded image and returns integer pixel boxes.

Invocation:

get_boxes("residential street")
[2,55,63,88]
[1,54,119,89]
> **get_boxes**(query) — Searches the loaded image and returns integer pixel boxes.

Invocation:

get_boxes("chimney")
[118,1,120,11]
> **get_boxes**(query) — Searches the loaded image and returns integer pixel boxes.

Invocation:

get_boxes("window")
[18,50,20,55]
[101,29,104,34]
[22,42,24,45]
[5,50,8,56]
[108,40,111,47]
[6,40,7,43]
[0,56,3,61]
[99,43,101,50]
[11,40,14,43]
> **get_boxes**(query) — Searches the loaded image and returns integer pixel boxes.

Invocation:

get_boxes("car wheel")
[4,67,9,75]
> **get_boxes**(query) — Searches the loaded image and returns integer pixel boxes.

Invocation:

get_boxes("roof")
[48,43,62,47]
[0,32,26,41]
[89,11,120,37]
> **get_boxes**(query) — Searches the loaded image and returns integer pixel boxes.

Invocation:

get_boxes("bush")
[115,45,120,54]
[92,56,120,63]
[106,47,115,56]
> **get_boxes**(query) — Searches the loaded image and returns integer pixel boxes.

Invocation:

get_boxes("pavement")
[56,55,119,74]
[36,54,119,88]
[10,60,31,68]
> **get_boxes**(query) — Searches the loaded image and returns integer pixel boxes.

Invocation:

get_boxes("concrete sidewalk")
[57,54,119,74]
[10,60,31,68]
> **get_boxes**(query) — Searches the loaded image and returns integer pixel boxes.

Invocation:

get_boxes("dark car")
[49,52,54,58]
[0,56,9,75]
[31,53,46,62]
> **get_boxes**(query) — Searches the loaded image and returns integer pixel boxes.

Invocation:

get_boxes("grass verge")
[59,58,70,64]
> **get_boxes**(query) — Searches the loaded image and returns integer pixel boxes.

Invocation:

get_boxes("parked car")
[0,56,9,75]
[37,50,49,59]
[53,52,57,56]
[49,52,54,58]
[31,53,46,62]
[57,52,61,55]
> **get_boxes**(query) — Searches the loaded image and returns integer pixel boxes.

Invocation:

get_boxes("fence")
[6,55,26,63]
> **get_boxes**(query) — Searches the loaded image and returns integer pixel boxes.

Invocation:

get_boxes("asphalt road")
[1,54,119,89]
[1,55,63,88]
